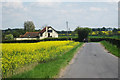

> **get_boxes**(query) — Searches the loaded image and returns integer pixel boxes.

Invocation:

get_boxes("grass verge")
[11,42,83,78]
[101,40,120,57]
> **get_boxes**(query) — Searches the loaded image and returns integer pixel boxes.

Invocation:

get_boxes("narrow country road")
[62,43,118,78]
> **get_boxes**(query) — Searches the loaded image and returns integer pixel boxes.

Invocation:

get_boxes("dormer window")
[48,30,52,33]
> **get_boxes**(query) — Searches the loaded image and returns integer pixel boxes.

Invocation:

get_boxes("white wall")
[48,27,58,38]
[15,38,38,40]
[40,27,58,38]
[52,30,58,38]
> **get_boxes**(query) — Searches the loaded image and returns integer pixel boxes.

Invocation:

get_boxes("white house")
[39,26,58,39]
[15,26,58,40]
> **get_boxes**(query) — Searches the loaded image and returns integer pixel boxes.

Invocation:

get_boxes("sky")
[0,0,119,31]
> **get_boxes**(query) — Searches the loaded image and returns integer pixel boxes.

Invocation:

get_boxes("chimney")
[46,26,48,32]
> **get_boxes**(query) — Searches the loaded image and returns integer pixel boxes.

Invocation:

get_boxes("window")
[40,33,42,36]
[48,30,52,32]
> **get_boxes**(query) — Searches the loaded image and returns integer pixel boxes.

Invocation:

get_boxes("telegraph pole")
[66,21,68,39]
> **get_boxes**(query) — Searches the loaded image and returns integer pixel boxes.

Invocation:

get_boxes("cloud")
[90,7,108,11]
[29,2,62,8]
[1,0,119,2]
[59,9,84,16]
[3,2,23,9]
[1,2,118,30]
[2,2,28,14]
[0,3,1,29]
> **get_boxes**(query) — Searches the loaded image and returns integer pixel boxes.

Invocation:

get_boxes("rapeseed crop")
[1,41,79,77]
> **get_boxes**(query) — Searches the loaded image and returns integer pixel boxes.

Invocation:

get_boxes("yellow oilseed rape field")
[91,31,113,35]
[1,41,79,77]
[91,31,120,36]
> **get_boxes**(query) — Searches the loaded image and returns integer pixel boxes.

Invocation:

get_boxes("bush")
[5,34,14,40]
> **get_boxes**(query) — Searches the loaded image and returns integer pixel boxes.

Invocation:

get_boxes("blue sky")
[1,1,118,31]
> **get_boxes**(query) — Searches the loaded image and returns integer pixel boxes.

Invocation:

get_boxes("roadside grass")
[12,42,83,78]
[101,41,120,57]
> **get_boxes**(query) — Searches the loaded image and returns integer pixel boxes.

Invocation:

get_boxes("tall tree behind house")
[24,21,35,32]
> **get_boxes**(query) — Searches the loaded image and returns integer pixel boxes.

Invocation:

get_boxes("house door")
[48,33,51,37]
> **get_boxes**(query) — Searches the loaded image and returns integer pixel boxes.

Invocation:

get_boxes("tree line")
[2,21,120,41]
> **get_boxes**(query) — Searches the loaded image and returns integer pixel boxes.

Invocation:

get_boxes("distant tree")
[5,34,14,40]
[74,27,80,33]
[107,27,112,31]
[24,21,35,32]
[112,28,118,35]
[118,28,120,31]
[2,29,26,40]
[35,29,41,32]
[97,28,101,31]
[98,31,104,36]
[113,28,118,32]
[0,30,2,42]
[92,28,97,31]
[101,27,106,31]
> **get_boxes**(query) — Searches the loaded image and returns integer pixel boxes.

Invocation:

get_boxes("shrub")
[5,34,14,40]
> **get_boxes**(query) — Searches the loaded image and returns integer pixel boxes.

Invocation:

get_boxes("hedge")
[1,38,79,43]
[2,37,120,48]
[90,38,120,48]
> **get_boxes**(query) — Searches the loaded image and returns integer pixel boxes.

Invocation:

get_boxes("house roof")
[39,27,46,33]
[46,26,57,33]
[39,26,57,33]
[20,32,39,38]
[20,26,57,38]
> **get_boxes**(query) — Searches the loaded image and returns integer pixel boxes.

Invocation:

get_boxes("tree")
[76,27,91,41]
[92,28,97,31]
[24,21,35,32]
[112,28,118,35]
[74,27,80,33]
[2,29,26,40]
[97,28,101,31]
[5,34,14,40]
[101,27,106,31]
[107,27,112,31]
[98,31,104,36]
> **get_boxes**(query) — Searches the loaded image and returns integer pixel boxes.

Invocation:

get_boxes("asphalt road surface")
[62,43,118,78]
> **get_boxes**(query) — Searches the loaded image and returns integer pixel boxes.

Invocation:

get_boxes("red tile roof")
[20,32,40,38]
[39,27,46,33]
[39,26,53,33]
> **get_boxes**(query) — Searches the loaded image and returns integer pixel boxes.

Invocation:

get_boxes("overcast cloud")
[1,1,118,31]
